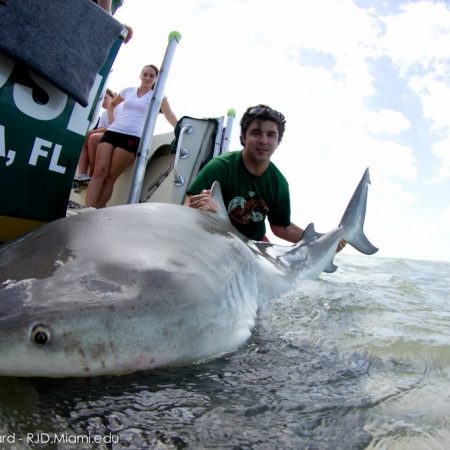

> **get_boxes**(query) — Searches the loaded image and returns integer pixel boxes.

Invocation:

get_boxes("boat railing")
[128,31,182,204]
[221,109,236,154]
[173,123,193,187]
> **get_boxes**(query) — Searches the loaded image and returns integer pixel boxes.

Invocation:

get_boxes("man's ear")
[240,135,245,146]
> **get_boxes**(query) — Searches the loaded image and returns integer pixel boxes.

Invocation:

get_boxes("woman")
[86,97,123,178]
[75,88,116,181]
[86,64,177,208]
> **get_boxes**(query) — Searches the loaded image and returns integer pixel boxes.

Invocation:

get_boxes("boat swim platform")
[69,115,227,211]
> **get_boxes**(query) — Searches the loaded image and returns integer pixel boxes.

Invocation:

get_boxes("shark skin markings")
[0,168,377,378]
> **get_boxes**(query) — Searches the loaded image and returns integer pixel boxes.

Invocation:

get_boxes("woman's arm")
[97,0,112,13]
[161,97,178,128]
[108,94,123,124]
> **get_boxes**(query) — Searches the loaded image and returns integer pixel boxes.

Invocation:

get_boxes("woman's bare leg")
[95,148,135,208]
[77,139,89,175]
[87,132,104,176]
[85,142,114,207]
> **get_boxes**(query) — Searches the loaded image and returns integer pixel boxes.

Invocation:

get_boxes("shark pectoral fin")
[347,231,379,255]
[210,181,233,224]
[323,261,338,273]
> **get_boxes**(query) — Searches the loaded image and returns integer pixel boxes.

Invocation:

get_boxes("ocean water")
[0,254,449,449]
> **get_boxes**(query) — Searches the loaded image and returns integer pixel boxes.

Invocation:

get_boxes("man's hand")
[187,190,219,212]
[337,239,347,252]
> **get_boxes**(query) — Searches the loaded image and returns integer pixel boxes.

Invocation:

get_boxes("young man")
[184,104,305,243]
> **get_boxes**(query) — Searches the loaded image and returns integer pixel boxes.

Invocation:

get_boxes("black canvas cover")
[0,0,123,106]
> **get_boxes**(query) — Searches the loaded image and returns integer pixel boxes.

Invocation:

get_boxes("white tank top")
[108,87,162,137]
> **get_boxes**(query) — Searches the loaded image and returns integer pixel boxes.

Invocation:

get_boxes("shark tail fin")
[210,181,233,225]
[348,231,378,255]
[340,168,378,255]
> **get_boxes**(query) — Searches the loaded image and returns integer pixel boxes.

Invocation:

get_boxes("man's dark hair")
[240,104,286,145]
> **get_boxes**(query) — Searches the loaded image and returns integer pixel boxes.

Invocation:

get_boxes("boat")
[70,110,235,210]
[0,0,234,244]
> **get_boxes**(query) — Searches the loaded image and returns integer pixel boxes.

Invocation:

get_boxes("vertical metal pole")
[128,31,181,204]
[221,108,236,154]
[212,117,224,157]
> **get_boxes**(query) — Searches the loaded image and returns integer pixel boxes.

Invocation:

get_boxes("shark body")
[0,169,377,377]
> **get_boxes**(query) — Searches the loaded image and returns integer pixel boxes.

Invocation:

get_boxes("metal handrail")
[173,124,192,186]
[128,31,181,204]
[221,108,235,154]
[212,117,224,157]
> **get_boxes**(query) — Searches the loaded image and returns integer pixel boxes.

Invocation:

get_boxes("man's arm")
[182,195,191,207]
[271,222,347,251]
[183,156,227,210]
[270,223,304,244]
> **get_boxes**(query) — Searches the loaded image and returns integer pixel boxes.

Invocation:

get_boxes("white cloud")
[365,108,411,135]
[110,0,450,261]
[409,76,450,132]
[381,1,450,73]
[368,207,450,263]
[432,139,450,181]
[443,207,450,223]
[381,2,450,136]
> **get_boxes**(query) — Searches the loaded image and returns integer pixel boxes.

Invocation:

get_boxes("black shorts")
[100,130,140,154]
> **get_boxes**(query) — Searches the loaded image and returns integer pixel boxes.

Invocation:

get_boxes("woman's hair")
[105,88,116,98]
[240,104,286,145]
[141,64,159,89]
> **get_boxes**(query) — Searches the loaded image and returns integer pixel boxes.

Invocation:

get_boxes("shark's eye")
[31,324,51,345]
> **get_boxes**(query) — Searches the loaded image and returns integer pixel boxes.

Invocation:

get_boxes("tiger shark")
[0,168,377,377]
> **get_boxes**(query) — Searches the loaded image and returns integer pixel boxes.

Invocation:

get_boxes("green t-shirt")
[187,151,291,240]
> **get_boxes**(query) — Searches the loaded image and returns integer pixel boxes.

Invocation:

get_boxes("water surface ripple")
[0,255,449,449]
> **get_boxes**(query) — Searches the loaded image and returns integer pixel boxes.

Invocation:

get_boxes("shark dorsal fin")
[301,223,317,243]
[210,181,232,224]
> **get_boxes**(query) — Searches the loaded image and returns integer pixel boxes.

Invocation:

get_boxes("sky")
[110,0,450,263]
